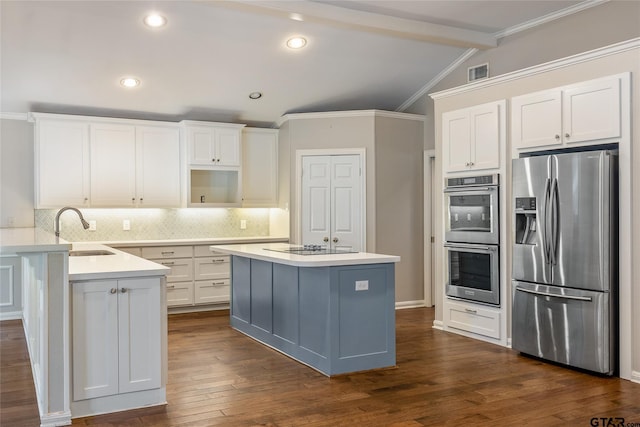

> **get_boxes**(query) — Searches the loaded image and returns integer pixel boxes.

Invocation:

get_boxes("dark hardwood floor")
[2,308,639,426]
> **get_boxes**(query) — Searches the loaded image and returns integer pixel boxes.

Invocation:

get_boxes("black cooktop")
[265,245,357,256]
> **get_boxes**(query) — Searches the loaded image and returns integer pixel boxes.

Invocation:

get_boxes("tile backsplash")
[35,208,274,241]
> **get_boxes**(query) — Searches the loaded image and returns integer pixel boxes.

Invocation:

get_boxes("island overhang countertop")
[210,243,400,267]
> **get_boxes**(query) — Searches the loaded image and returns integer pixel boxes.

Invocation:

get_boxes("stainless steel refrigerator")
[511,149,618,375]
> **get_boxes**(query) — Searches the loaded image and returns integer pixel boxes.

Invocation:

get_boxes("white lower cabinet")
[72,277,162,401]
[166,281,194,306]
[443,300,501,340]
[195,279,230,304]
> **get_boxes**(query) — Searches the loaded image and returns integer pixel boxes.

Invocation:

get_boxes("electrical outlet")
[240,219,247,230]
[123,219,131,231]
[355,280,369,291]
[88,220,97,231]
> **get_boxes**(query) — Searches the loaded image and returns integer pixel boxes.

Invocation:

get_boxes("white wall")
[0,118,34,227]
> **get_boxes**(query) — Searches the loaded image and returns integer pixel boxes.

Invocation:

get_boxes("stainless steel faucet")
[54,207,90,237]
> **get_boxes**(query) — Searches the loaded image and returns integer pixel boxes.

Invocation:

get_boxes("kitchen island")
[210,243,400,376]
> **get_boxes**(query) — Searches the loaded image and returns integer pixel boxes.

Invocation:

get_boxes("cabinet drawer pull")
[214,259,226,263]
[464,308,477,314]
[161,251,175,255]
[162,261,175,266]
[213,281,226,286]
[167,285,176,289]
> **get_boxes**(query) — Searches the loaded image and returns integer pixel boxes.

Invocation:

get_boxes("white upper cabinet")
[242,128,278,207]
[34,117,90,208]
[511,75,621,154]
[135,126,181,207]
[90,123,137,207]
[33,114,182,208]
[183,121,244,167]
[442,100,504,173]
[90,123,181,207]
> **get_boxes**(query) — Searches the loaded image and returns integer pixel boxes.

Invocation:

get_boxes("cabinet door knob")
[132,198,136,202]
[465,162,470,166]
[333,237,339,243]
[323,237,329,242]
[565,133,570,138]
[140,198,143,202]
[110,288,117,294]
[212,158,215,162]
[555,134,560,140]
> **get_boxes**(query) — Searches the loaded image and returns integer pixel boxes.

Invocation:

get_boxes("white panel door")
[36,120,90,208]
[72,280,119,401]
[117,277,162,394]
[330,155,361,251]
[302,155,362,251]
[90,123,136,206]
[563,77,621,144]
[302,156,331,246]
[136,126,181,207]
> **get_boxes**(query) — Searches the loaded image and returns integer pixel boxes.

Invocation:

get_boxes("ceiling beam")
[220,0,498,49]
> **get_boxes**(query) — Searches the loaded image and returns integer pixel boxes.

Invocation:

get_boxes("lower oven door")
[445,242,499,305]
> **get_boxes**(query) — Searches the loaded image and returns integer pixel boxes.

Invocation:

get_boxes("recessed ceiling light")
[144,13,167,28]
[249,92,263,100]
[286,36,307,49]
[120,77,140,88]
[289,13,304,22]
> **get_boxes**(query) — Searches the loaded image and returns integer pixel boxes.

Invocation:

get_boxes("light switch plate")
[240,219,247,229]
[88,220,97,231]
[355,280,369,291]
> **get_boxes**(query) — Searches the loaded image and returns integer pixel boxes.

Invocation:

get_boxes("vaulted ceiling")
[1,0,593,126]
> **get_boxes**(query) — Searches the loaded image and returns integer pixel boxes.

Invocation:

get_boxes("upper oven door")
[444,186,499,245]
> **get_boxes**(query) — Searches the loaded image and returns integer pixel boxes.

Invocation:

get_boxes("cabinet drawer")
[142,246,192,259]
[194,256,230,280]
[194,245,225,257]
[154,258,194,282]
[445,301,500,339]
[166,282,194,307]
[194,279,230,304]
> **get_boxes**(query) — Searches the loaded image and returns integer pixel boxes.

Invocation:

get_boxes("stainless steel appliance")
[444,173,500,305]
[511,149,618,375]
[444,242,499,305]
[444,174,499,245]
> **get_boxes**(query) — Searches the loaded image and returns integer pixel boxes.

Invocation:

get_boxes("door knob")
[323,237,329,242]
[110,288,117,294]
[120,288,128,293]
[333,237,339,243]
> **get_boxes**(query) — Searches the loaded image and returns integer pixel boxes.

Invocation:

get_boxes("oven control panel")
[445,174,499,188]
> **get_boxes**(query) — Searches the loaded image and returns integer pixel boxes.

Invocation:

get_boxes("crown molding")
[0,112,29,121]
[430,37,640,100]
[277,109,424,127]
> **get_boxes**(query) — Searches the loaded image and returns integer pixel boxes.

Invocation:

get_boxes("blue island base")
[230,256,396,376]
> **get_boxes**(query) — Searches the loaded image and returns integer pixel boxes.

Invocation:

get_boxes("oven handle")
[444,243,496,251]
[515,287,592,302]
[444,186,496,193]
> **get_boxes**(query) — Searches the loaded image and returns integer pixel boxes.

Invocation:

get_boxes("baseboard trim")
[0,310,22,321]
[40,410,72,427]
[631,370,640,384]
[395,300,426,310]
[432,320,444,330]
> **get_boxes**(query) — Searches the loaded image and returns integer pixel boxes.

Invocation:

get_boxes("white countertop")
[68,243,170,281]
[0,227,71,254]
[98,236,289,247]
[210,243,400,267]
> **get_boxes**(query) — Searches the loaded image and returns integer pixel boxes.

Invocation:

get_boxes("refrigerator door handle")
[550,178,559,265]
[515,287,593,302]
[543,177,551,264]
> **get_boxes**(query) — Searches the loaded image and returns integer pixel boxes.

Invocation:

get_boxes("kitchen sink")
[69,250,115,257]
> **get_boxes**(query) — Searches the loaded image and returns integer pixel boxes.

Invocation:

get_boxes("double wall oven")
[444,174,500,305]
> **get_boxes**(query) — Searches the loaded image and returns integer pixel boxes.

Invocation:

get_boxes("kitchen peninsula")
[0,228,170,426]
[211,243,400,376]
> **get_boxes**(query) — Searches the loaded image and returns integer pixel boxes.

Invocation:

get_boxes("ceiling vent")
[468,63,489,82]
